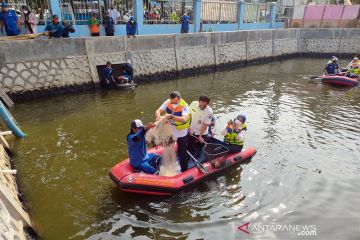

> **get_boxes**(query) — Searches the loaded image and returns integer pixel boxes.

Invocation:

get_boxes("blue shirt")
[0,10,19,36]
[180,15,190,31]
[103,16,115,34]
[127,128,148,167]
[45,22,64,38]
[126,21,137,35]
[325,63,339,75]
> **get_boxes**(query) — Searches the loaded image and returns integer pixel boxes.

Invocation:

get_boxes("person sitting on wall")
[126,16,137,38]
[61,20,75,38]
[346,57,360,78]
[101,61,116,88]
[127,119,159,174]
[220,114,247,154]
[45,15,64,38]
[324,57,340,75]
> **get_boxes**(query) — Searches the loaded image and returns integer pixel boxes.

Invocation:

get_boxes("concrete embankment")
[0,144,33,240]
[0,28,359,99]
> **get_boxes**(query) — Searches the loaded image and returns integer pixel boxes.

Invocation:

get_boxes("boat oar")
[187,150,209,174]
[309,76,322,80]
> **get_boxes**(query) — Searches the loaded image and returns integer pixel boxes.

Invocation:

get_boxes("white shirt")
[108,8,120,23]
[160,99,189,139]
[189,101,213,136]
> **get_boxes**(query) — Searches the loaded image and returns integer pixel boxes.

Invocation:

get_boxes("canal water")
[11,58,360,239]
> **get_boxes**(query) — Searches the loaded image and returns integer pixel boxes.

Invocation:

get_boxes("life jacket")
[165,99,191,130]
[224,123,247,146]
[349,63,360,76]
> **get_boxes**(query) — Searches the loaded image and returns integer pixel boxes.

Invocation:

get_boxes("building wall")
[0,28,359,96]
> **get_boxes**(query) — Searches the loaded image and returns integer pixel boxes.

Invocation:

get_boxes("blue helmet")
[237,114,246,123]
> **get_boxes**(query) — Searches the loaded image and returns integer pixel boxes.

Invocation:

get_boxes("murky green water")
[11,58,360,239]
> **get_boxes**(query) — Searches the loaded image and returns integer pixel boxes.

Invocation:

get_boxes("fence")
[291,4,360,28]
[244,2,271,23]
[143,0,193,24]
[201,0,237,24]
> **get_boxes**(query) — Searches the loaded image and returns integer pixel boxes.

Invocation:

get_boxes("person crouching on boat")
[101,61,116,88]
[118,59,134,84]
[324,57,340,75]
[221,114,247,154]
[346,57,360,78]
[127,119,159,174]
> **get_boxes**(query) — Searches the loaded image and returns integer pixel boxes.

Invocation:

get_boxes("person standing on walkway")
[88,14,100,37]
[155,91,191,172]
[103,11,115,36]
[0,2,21,36]
[20,5,37,34]
[179,13,190,33]
[126,16,137,37]
[108,5,120,24]
[45,15,64,38]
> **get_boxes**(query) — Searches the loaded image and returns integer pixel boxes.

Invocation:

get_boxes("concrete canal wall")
[0,28,359,98]
[0,145,33,240]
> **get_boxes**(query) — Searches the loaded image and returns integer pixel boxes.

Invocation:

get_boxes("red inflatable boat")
[322,74,359,87]
[110,142,257,196]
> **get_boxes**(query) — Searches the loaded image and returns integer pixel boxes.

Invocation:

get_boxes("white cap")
[126,59,131,64]
[131,119,143,128]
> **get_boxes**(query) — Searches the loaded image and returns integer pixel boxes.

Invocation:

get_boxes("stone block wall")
[0,28,359,96]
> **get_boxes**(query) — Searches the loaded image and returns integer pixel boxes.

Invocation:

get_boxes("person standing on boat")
[128,119,159,174]
[155,91,190,172]
[221,114,247,154]
[187,95,213,156]
[101,61,116,88]
[325,57,340,75]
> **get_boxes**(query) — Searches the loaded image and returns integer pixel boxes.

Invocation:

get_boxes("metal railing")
[244,2,270,23]
[5,0,50,25]
[201,0,237,24]
[143,0,193,24]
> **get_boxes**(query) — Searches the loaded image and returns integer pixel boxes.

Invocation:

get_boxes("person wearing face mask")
[187,95,213,156]
[0,2,21,36]
[45,15,64,38]
[220,114,247,154]
[20,5,37,34]
[126,16,137,37]
[155,91,191,172]
[101,61,116,88]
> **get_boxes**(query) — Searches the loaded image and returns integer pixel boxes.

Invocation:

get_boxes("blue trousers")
[133,153,159,174]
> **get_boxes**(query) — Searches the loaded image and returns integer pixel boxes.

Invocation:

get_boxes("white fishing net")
[145,117,178,176]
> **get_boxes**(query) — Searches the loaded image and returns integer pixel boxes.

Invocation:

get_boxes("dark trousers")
[91,32,100,37]
[187,134,206,157]
[177,135,188,172]
[227,144,243,154]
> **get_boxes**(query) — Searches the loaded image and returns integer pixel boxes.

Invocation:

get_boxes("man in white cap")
[120,59,134,83]
[127,119,158,174]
